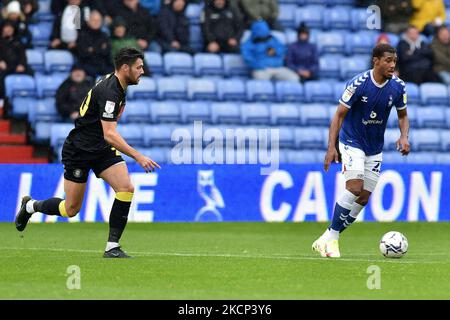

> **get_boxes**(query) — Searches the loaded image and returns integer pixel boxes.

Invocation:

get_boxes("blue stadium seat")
[319,55,341,79]
[300,104,330,126]
[345,32,375,55]
[333,81,347,102]
[143,125,175,147]
[420,83,449,105]
[386,33,400,47]
[120,100,150,123]
[410,129,441,151]
[44,50,74,73]
[34,0,54,21]
[164,52,194,75]
[384,128,400,151]
[351,8,370,30]
[295,128,325,149]
[240,103,270,125]
[35,73,67,98]
[329,0,356,5]
[286,150,317,163]
[275,81,304,102]
[339,56,369,80]
[149,102,181,123]
[50,123,74,148]
[406,152,436,164]
[145,51,164,75]
[223,54,250,77]
[5,75,36,99]
[446,108,450,129]
[270,103,300,125]
[316,32,345,54]
[157,77,187,100]
[179,102,211,123]
[194,53,223,76]
[127,77,157,99]
[304,81,334,103]
[29,22,52,47]
[279,0,299,4]
[382,151,406,164]
[246,80,276,102]
[35,121,55,142]
[440,131,450,151]
[388,106,418,128]
[137,148,167,164]
[277,127,296,148]
[295,6,324,29]
[284,28,297,44]
[416,107,446,128]
[185,3,203,25]
[278,4,297,29]
[271,31,287,44]
[323,7,351,29]
[28,98,59,125]
[26,49,45,73]
[190,25,203,52]
[117,125,144,146]
[187,79,217,100]
[217,79,246,101]
[436,153,450,164]
[11,97,34,117]
[405,82,420,105]
[210,103,241,124]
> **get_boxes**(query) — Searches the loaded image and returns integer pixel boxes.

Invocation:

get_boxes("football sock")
[341,202,365,233]
[107,192,133,245]
[31,198,69,217]
[328,189,358,234]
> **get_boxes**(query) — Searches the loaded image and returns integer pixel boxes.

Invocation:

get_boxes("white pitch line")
[2,246,449,264]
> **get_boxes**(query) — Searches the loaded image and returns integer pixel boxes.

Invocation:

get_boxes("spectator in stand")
[410,0,446,36]
[238,0,280,30]
[286,23,318,82]
[201,0,243,54]
[111,0,160,52]
[431,25,450,85]
[377,0,413,34]
[158,0,194,54]
[241,20,299,81]
[1,1,32,47]
[0,20,33,99]
[56,64,93,122]
[397,25,440,84]
[76,10,113,77]
[2,0,38,23]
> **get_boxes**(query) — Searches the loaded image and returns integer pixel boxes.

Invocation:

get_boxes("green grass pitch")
[1,222,450,299]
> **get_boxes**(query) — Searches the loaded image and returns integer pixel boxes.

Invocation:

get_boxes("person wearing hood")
[75,10,113,77]
[158,0,194,54]
[286,23,318,82]
[397,25,440,84]
[431,25,450,85]
[241,20,299,81]
[201,0,244,53]
[2,0,38,22]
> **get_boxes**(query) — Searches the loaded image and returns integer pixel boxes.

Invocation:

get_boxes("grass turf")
[0,222,449,299]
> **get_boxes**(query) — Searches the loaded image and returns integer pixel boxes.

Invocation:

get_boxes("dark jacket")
[76,26,111,68]
[377,0,413,25]
[397,36,434,72]
[286,40,319,77]
[0,35,29,73]
[158,1,190,46]
[56,77,92,119]
[431,37,450,73]
[201,0,244,44]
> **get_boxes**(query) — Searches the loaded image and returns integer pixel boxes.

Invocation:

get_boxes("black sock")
[108,195,132,243]
[33,198,65,216]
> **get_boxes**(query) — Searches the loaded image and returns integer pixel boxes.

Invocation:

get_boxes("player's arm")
[101,120,160,172]
[396,108,410,156]
[324,104,350,172]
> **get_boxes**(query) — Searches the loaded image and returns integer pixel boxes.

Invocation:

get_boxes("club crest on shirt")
[105,100,115,114]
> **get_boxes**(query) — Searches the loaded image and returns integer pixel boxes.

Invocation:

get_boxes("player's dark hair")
[114,47,144,70]
[372,43,396,59]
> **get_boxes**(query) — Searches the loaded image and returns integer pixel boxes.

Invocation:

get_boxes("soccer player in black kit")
[15,47,160,258]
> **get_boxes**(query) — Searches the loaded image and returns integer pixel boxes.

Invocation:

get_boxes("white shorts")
[338,141,382,193]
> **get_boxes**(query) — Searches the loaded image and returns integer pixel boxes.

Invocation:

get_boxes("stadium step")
[0,133,26,144]
[0,120,10,133]
[0,146,34,158]
[0,157,48,164]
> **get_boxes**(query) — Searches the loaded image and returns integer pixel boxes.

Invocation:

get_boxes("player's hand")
[324,147,339,172]
[396,136,410,156]
[136,154,161,173]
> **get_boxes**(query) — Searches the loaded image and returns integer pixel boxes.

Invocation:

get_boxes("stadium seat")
[137,148,167,164]
[420,83,449,105]
[28,98,59,125]
[187,79,217,100]
[323,7,351,29]
[382,151,406,164]
[210,103,241,124]
[286,150,317,163]
[127,77,157,99]
[351,8,370,30]
[50,123,74,148]
[416,107,446,128]
[179,102,211,123]
[217,79,246,101]
[157,77,187,100]
[275,81,304,102]
[294,128,324,149]
[246,80,276,102]
[35,121,56,142]
[11,97,34,118]
[270,103,300,125]
[284,28,297,45]
[406,152,436,164]
[149,102,181,123]
[34,0,54,22]
[386,33,400,47]
[143,125,175,147]
[388,106,418,128]
[223,54,250,77]
[164,52,194,75]
[189,25,203,52]
[410,129,441,151]
[44,50,74,73]
[405,82,420,105]
[277,127,296,148]
[295,6,324,29]
[240,103,271,125]
[384,128,400,151]
[29,22,52,47]
[300,104,330,126]
[185,3,203,25]
[194,53,223,77]
[271,31,287,44]
[278,4,297,29]
[345,32,375,55]
[5,75,36,99]
[333,81,347,102]
[436,153,450,164]
[339,56,369,80]
[304,81,334,103]
[316,32,345,54]
[446,108,450,129]
[440,130,450,151]
[117,125,144,147]
[120,100,150,123]
[35,73,67,98]
[319,55,341,79]
[145,51,164,75]
[26,49,45,73]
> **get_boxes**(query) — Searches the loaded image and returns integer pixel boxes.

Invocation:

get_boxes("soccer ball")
[379,231,408,258]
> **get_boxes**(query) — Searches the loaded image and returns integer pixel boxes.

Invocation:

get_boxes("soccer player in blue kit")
[312,44,411,258]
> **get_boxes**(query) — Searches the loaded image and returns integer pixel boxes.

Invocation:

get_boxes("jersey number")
[79,89,92,117]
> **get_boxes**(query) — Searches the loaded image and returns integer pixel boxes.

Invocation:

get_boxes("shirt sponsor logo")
[102,112,114,118]
[105,100,115,114]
